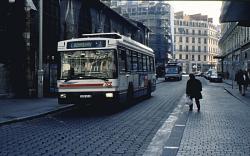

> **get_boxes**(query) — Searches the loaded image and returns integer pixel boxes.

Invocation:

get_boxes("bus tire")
[127,83,134,103]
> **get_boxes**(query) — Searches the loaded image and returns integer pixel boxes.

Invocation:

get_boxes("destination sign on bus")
[67,40,106,49]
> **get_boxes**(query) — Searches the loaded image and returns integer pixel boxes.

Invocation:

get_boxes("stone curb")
[143,94,188,156]
[223,87,250,106]
[162,99,189,156]
[0,104,75,126]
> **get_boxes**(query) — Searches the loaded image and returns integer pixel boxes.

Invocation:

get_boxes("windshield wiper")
[83,75,109,81]
[64,74,108,82]
[64,74,85,82]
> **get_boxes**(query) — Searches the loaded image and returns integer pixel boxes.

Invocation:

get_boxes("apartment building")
[174,11,220,73]
[112,1,174,68]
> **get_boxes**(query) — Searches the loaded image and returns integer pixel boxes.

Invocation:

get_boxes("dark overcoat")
[235,71,250,85]
[186,79,202,99]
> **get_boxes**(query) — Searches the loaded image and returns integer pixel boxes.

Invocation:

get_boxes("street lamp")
[38,0,44,98]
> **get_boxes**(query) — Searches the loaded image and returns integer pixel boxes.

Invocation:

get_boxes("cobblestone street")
[0,79,186,156]
[176,84,250,156]
[1,78,250,156]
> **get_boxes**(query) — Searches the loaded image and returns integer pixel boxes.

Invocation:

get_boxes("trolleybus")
[164,62,182,81]
[57,33,156,105]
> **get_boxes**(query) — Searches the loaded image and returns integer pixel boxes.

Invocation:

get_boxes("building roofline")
[94,0,139,30]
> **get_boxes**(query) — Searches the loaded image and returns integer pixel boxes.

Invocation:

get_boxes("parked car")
[195,71,203,77]
[209,73,223,82]
[204,69,216,80]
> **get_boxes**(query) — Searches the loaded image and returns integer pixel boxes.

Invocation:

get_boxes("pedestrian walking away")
[246,69,250,91]
[186,73,202,111]
[235,69,249,96]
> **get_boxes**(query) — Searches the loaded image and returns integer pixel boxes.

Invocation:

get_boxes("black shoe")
[242,93,245,96]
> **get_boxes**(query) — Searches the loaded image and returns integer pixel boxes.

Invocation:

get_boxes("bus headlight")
[60,93,67,99]
[105,93,114,98]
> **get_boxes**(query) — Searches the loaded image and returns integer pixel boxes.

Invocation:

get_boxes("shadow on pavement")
[53,96,153,118]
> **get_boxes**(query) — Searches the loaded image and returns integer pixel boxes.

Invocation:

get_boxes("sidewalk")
[162,79,250,156]
[0,98,74,125]
[223,79,250,105]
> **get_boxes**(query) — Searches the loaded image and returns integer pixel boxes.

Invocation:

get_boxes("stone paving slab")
[175,85,250,156]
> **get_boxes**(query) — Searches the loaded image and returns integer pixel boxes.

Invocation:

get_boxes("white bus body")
[57,33,156,105]
[165,63,182,81]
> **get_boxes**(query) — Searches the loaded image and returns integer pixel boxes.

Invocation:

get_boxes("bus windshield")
[166,67,178,74]
[60,49,117,80]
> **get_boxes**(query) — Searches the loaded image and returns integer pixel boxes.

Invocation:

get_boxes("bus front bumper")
[58,91,119,105]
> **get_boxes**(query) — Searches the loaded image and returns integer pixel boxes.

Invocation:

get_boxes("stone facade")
[111,1,174,68]
[219,22,250,80]
[174,11,220,74]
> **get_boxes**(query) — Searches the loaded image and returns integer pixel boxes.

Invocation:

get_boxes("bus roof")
[58,33,154,55]
[81,33,122,39]
[166,62,181,66]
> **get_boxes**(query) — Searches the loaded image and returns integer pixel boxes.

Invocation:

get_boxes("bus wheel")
[127,84,134,104]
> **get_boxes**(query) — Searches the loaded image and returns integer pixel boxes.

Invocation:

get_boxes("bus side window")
[149,57,152,72]
[118,49,126,73]
[132,51,138,71]
[138,53,143,71]
[126,50,131,72]
[146,56,150,72]
[143,54,147,71]
[150,57,155,72]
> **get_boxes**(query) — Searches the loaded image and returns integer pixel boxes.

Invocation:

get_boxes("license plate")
[80,95,92,98]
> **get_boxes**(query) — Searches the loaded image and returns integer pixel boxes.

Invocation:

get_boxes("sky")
[167,1,222,25]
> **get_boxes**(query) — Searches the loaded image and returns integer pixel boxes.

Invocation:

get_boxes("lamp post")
[38,0,43,98]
